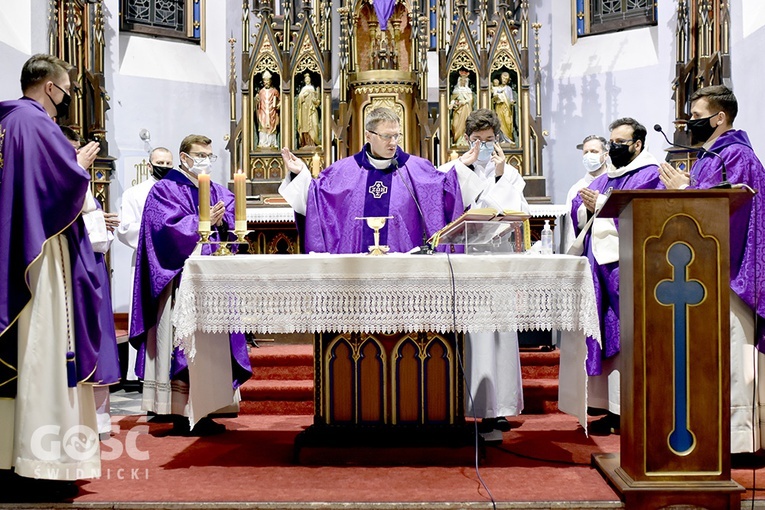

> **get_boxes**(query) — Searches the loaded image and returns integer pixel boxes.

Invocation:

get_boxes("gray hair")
[365,108,401,132]
[579,135,608,152]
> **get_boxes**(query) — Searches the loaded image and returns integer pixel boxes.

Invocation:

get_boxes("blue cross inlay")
[655,242,705,455]
[368,180,389,199]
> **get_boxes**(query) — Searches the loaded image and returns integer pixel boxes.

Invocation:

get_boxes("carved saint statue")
[296,73,320,148]
[256,71,280,149]
[449,70,473,146]
[492,71,516,143]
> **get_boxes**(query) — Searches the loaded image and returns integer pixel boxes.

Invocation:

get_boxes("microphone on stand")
[653,124,731,189]
[394,161,434,254]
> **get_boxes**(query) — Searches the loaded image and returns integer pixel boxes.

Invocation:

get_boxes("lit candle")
[311,153,322,178]
[198,171,211,232]
[450,150,459,161]
[234,169,247,231]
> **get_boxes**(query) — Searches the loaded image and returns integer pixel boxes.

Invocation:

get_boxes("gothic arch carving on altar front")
[324,334,387,424]
[391,332,456,425]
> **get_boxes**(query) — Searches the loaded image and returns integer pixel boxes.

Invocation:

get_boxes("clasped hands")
[578,187,599,213]
[658,162,691,189]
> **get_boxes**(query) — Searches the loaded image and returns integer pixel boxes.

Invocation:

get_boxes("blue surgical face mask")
[472,140,495,162]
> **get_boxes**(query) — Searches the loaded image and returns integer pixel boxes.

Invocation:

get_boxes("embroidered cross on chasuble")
[362,166,395,249]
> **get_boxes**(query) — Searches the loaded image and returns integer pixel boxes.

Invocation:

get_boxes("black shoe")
[478,417,512,433]
[172,416,226,437]
[477,418,498,434]
[589,412,620,435]
[494,417,513,432]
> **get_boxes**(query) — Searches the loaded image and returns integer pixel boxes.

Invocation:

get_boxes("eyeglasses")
[606,139,634,149]
[368,131,402,142]
[469,140,495,149]
[189,152,218,162]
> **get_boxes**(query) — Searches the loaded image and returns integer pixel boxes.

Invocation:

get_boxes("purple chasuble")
[91,200,121,385]
[304,146,462,254]
[687,130,765,349]
[571,162,661,376]
[129,169,252,388]
[0,99,102,397]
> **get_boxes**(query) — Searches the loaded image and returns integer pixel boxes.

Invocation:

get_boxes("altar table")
[172,253,601,433]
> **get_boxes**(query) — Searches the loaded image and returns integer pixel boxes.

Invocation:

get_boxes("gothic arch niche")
[447,63,478,148]
[250,53,282,151]
[489,65,520,145]
[293,68,322,149]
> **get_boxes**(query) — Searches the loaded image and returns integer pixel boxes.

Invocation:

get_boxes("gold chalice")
[355,216,393,255]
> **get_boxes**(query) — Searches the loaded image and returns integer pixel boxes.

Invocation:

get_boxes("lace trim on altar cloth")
[172,265,600,358]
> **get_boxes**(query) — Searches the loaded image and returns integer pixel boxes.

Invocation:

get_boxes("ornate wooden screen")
[48,0,114,211]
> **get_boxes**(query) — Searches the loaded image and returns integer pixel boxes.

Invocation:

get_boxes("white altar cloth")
[171,252,601,431]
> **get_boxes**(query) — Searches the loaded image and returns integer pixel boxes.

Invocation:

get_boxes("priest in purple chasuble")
[0,54,105,482]
[658,85,765,453]
[130,134,252,435]
[279,107,462,254]
[570,118,660,432]
[60,126,122,392]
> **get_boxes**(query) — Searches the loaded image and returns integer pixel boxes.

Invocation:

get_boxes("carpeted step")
[238,399,314,415]
[240,379,313,401]
[249,344,314,380]
[522,378,560,414]
[251,365,314,381]
[520,349,560,380]
[249,344,313,367]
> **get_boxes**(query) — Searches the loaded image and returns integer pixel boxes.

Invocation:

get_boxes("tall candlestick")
[198,171,211,232]
[234,169,247,231]
[450,150,459,161]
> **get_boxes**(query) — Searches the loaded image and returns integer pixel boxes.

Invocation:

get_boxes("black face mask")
[687,112,720,144]
[608,142,635,169]
[151,164,173,180]
[47,82,71,120]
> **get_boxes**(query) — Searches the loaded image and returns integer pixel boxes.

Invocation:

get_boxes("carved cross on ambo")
[655,242,705,455]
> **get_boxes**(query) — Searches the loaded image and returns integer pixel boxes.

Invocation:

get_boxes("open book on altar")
[429,208,532,252]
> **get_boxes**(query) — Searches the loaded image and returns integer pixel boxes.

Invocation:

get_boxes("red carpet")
[75,412,623,504]
[8,345,765,507]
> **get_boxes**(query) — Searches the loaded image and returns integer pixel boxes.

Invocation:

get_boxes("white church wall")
[730,0,765,155]
[0,0,55,100]
[535,2,676,206]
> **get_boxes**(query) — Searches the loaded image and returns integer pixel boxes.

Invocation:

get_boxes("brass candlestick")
[197,228,250,256]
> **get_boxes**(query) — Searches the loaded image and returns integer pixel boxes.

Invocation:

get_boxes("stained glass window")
[121,0,201,42]
[576,0,657,37]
